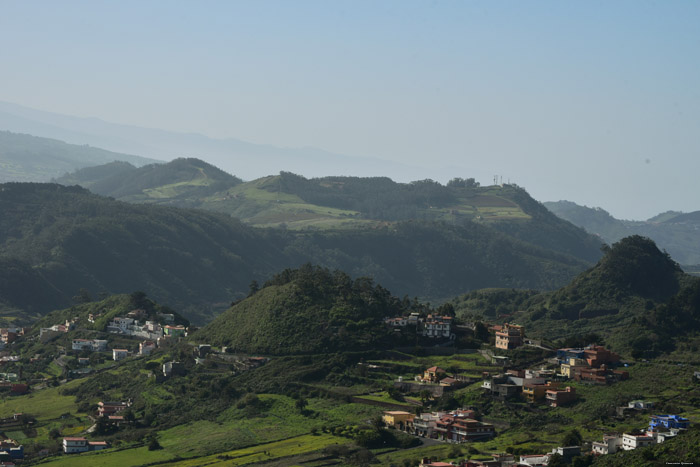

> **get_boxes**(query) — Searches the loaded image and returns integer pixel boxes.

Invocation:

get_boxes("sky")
[1,0,699,219]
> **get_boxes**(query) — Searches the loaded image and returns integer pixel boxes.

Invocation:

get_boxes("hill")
[58,162,604,263]
[55,157,242,204]
[545,200,700,265]
[0,130,159,182]
[194,265,408,354]
[0,183,595,324]
[455,236,700,358]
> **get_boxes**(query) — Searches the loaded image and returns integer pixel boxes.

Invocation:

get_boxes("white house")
[622,433,655,450]
[139,341,156,356]
[112,349,128,361]
[63,437,88,453]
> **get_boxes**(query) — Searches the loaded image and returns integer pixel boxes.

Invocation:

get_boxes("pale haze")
[2,0,699,220]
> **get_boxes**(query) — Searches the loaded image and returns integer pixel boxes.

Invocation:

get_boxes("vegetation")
[0,130,157,183]
[0,182,597,324]
[545,199,700,265]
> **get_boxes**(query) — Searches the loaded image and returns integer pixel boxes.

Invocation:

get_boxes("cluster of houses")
[556,345,628,384]
[394,366,476,398]
[0,327,30,348]
[385,313,455,339]
[0,439,24,462]
[482,369,577,407]
[383,409,495,443]
[419,446,581,467]
[97,400,131,427]
[592,414,690,455]
[39,320,76,342]
[481,344,627,407]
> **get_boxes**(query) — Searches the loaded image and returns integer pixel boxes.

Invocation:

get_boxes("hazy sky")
[2,0,699,219]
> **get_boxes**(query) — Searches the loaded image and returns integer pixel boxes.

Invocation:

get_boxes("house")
[88,441,109,451]
[522,382,553,403]
[560,357,588,378]
[556,348,586,364]
[112,349,128,361]
[382,411,414,430]
[71,339,107,352]
[546,386,576,407]
[422,367,447,383]
[649,414,690,430]
[163,361,185,377]
[519,454,551,466]
[551,446,581,462]
[434,413,495,442]
[414,412,442,438]
[583,345,620,368]
[98,401,129,417]
[385,317,408,327]
[139,341,156,356]
[628,400,653,410]
[495,323,524,350]
[621,432,655,450]
[592,434,622,455]
[422,315,453,338]
[62,437,89,453]
[0,440,23,459]
[164,325,186,338]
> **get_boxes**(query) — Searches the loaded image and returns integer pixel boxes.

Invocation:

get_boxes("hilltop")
[455,236,700,357]
[54,157,242,204]
[545,200,700,265]
[194,265,410,354]
[58,160,603,263]
[0,130,159,182]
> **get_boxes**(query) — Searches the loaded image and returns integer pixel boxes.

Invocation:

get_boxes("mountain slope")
[545,200,700,265]
[194,266,406,354]
[0,130,159,182]
[460,236,700,357]
[0,183,596,324]
[58,162,604,264]
[55,157,242,204]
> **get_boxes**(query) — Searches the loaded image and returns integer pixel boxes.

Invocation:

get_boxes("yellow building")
[560,357,587,378]
[382,411,414,430]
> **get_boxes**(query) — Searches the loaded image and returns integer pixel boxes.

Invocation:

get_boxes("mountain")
[194,265,407,355]
[58,161,604,263]
[455,236,700,358]
[545,200,700,265]
[0,183,596,324]
[0,130,159,183]
[55,157,242,203]
[0,101,439,182]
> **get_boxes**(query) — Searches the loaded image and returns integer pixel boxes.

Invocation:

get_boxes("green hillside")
[195,265,410,354]
[545,200,700,265]
[55,157,242,204]
[0,182,599,324]
[0,130,159,182]
[59,161,604,263]
[455,236,700,357]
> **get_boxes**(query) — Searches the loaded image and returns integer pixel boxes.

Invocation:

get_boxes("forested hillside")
[58,160,604,263]
[0,183,594,324]
[454,236,700,357]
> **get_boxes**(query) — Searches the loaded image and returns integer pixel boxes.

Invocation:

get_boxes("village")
[0,307,695,466]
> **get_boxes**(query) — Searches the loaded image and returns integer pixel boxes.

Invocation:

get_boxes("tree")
[248,280,259,297]
[72,288,92,304]
[148,437,162,451]
[562,428,583,447]
[295,397,308,412]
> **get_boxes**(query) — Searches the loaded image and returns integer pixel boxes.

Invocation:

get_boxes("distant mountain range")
[0,101,452,182]
[0,131,158,182]
[545,200,700,265]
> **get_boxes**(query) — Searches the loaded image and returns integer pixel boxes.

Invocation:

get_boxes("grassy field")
[160,433,346,466]
[0,378,84,421]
